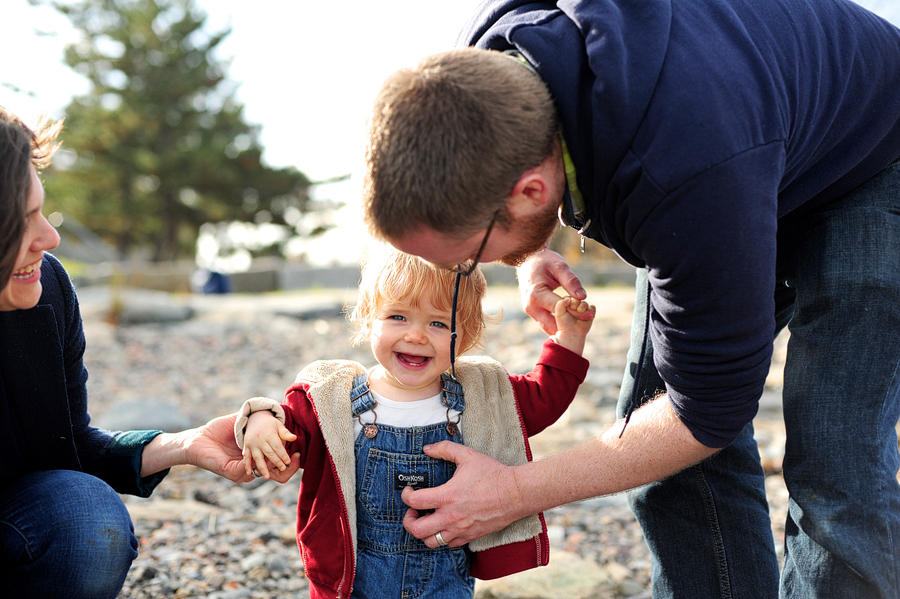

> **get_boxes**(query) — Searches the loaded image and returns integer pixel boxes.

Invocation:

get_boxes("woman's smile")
[11,258,42,281]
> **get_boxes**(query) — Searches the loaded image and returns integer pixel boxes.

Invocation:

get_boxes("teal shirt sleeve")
[102,430,169,497]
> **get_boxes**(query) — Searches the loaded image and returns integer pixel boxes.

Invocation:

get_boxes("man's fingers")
[399,443,476,544]
[545,254,586,300]
[399,445,515,547]
[529,310,557,335]
[400,491,455,547]
[225,460,255,484]
[401,507,436,545]
[524,286,562,334]
[420,440,475,463]
[556,270,586,300]
[532,285,564,313]
[517,248,584,334]
[402,507,462,549]
[401,485,433,511]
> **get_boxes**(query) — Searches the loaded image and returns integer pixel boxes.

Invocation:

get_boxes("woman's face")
[0,166,60,311]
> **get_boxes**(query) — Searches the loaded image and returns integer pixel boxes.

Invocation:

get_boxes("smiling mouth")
[396,353,432,367]
[11,258,42,280]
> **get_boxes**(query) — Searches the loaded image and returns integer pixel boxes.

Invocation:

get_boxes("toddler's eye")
[431,321,449,329]
[389,315,406,322]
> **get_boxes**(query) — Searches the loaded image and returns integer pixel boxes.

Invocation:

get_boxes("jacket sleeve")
[623,146,782,448]
[233,397,287,448]
[509,339,589,436]
[49,255,168,497]
[280,385,314,469]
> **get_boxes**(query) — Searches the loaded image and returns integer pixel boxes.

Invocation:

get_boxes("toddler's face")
[368,288,455,400]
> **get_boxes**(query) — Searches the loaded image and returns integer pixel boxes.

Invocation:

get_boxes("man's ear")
[506,154,561,219]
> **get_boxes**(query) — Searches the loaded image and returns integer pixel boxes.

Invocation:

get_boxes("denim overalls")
[349,372,476,599]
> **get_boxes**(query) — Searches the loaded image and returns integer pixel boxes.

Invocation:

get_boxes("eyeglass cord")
[450,271,462,379]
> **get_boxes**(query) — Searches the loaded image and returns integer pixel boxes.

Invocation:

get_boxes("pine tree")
[42,0,311,260]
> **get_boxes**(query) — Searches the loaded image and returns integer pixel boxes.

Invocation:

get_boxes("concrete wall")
[74,258,637,293]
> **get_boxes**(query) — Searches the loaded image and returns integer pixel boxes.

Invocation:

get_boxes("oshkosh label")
[395,471,429,490]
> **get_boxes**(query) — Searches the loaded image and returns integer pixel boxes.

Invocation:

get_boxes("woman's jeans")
[0,470,139,599]
[617,159,900,598]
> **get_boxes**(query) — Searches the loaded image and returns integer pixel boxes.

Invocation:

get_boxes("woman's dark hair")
[0,107,61,285]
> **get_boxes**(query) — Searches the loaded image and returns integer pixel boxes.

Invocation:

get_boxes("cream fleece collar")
[297,357,543,562]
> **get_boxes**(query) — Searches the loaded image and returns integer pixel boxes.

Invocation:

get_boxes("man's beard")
[498,201,560,267]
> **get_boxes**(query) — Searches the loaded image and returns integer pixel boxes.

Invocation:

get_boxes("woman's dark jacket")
[0,254,166,495]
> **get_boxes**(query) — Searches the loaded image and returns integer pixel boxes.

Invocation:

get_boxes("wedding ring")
[435,531,448,547]
[252,468,262,478]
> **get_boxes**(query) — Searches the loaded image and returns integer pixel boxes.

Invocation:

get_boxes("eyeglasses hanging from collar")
[449,212,498,276]
[448,211,498,378]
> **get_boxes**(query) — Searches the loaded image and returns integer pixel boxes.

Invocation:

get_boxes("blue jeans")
[351,375,475,599]
[0,470,139,599]
[618,159,900,598]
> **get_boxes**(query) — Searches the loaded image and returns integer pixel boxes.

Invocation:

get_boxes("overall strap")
[350,373,377,417]
[441,372,466,437]
[440,372,466,412]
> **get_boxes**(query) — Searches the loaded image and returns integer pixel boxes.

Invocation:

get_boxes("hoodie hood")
[457,0,671,263]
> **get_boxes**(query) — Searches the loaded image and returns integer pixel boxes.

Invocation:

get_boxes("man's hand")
[517,248,586,334]
[400,442,527,548]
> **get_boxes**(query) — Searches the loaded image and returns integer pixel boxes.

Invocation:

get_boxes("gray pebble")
[85,288,791,599]
[266,554,292,573]
[209,589,252,599]
[239,552,267,572]
[619,578,647,597]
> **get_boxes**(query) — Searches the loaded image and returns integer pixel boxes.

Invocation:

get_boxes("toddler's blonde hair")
[350,247,491,355]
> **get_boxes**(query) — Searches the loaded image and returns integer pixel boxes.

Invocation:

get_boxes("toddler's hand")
[555,296,595,332]
[242,411,298,479]
[551,296,596,355]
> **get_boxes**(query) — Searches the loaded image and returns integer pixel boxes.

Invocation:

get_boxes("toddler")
[234,248,594,599]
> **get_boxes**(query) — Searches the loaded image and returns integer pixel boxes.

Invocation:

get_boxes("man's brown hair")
[0,107,62,286]
[363,48,558,242]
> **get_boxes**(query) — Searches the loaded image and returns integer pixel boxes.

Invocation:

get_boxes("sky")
[1,0,899,266]
[0,0,488,181]
[0,0,487,265]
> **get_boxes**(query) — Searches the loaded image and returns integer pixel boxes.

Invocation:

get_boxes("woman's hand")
[141,413,301,484]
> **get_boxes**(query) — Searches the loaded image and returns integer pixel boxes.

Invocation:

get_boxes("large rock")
[475,550,611,599]
[114,288,195,325]
[76,286,194,325]
[93,398,193,432]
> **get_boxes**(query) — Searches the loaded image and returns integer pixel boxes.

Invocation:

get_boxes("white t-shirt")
[353,388,463,439]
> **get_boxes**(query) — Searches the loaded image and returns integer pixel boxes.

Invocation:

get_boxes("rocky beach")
[77,283,791,599]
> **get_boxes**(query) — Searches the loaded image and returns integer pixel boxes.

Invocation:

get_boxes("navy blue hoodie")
[459,0,900,447]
